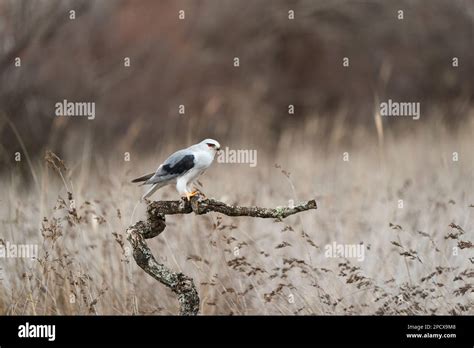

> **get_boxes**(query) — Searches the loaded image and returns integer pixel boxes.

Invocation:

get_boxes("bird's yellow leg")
[185,191,199,201]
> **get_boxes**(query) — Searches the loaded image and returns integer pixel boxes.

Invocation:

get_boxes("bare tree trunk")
[126,197,317,315]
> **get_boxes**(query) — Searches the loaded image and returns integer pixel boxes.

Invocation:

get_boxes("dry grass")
[0,121,473,315]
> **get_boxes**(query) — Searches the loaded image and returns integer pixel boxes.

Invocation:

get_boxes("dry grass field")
[0,0,473,318]
[0,117,472,315]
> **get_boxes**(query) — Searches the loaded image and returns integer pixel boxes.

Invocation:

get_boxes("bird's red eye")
[207,143,215,148]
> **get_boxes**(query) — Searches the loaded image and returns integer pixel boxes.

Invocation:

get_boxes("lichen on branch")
[126,196,317,315]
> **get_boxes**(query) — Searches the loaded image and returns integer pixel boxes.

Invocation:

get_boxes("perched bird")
[132,139,221,200]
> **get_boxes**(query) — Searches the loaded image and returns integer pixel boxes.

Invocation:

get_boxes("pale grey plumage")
[132,139,221,200]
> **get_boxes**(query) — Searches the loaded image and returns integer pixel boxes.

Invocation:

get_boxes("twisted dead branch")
[126,197,317,315]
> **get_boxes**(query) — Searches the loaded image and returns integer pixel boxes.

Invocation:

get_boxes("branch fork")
[126,196,317,315]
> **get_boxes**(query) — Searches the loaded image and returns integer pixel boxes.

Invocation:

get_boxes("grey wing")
[145,150,195,185]
[131,172,154,183]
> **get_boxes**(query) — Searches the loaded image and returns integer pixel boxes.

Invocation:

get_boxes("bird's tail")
[141,181,166,201]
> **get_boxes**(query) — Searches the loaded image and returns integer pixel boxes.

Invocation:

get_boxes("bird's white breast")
[193,149,215,170]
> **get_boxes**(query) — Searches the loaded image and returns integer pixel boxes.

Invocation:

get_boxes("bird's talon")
[184,191,199,201]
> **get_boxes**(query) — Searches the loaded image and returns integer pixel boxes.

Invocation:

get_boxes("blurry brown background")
[0,0,473,316]
[0,0,473,167]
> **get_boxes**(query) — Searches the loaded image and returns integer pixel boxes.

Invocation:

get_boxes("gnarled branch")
[126,197,317,315]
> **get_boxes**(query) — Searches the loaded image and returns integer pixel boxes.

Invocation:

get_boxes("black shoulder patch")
[163,154,195,175]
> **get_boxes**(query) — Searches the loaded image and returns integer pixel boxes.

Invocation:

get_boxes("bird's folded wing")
[131,149,196,185]
[146,152,196,184]
[131,172,154,183]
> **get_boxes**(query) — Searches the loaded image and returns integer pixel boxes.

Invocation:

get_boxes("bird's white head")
[199,138,221,154]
